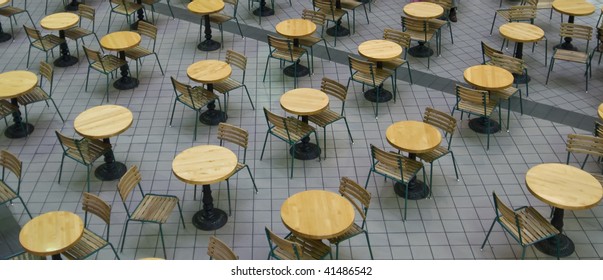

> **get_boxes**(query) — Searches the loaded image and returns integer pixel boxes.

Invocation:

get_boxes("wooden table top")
[526,163,603,210]
[0,0,9,7]
[74,105,133,139]
[100,31,141,51]
[187,0,224,15]
[275,19,317,39]
[19,211,84,256]
[280,88,329,116]
[280,190,355,240]
[499,22,545,43]
[358,39,403,61]
[0,70,38,99]
[40,12,79,31]
[187,60,232,84]
[172,145,237,185]
[386,120,442,154]
[598,103,603,120]
[463,65,514,90]
[552,0,595,16]
[403,2,444,19]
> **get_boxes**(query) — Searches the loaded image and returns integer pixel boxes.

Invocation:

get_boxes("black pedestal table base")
[193,184,228,230]
[199,110,227,126]
[409,42,434,58]
[4,123,33,139]
[252,6,274,17]
[51,254,62,260]
[197,40,221,51]
[95,162,127,181]
[326,24,350,37]
[290,142,321,160]
[54,55,78,68]
[469,117,501,134]
[65,1,80,11]
[0,32,11,43]
[113,76,139,90]
[394,179,429,200]
[283,63,310,78]
[364,88,392,103]
[513,73,530,84]
[535,234,574,257]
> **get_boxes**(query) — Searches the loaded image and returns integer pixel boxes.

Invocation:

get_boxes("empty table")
[275,18,316,78]
[172,145,238,230]
[187,60,231,125]
[0,70,37,138]
[100,31,141,90]
[403,1,444,58]
[74,105,133,181]
[40,12,79,67]
[19,211,84,260]
[0,0,10,43]
[358,39,402,103]
[188,0,224,51]
[552,0,595,50]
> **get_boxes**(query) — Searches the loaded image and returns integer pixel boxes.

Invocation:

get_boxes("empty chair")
[64,4,101,58]
[124,21,164,77]
[262,35,309,89]
[17,61,65,125]
[490,4,537,35]
[451,85,500,150]
[207,236,238,260]
[108,0,144,33]
[169,76,220,141]
[339,0,369,34]
[347,55,394,118]
[313,0,350,47]
[0,0,34,39]
[211,50,255,114]
[480,41,503,65]
[82,46,128,103]
[382,28,414,87]
[565,134,603,171]
[0,100,18,127]
[488,52,524,129]
[299,9,332,74]
[401,16,439,68]
[0,150,33,219]
[546,23,593,93]
[23,25,63,68]
[207,0,243,48]
[265,227,331,260]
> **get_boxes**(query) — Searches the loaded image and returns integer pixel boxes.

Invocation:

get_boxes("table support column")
[555,15,578,51]
[199,83,227,126]
[393,152,429,200]
[131,1,147,30]
[4,98,34,139]
[535,207,575,257]
[193,184,228,230]
[54,30,78,67]
[512,42,530,84]
[289,115,321,160]
[113,51,139,90]
[283,38,310,78]
[198,15,221,51]
[51,254,62,260]
[94,138,127,181]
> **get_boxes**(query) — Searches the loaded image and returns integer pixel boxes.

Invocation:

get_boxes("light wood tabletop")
[187,0,224,15]
[499,22,545,43]
[403,2,444,19]
[358,39,403,61]
[463,65,514,90]
[0,70,38,99]
[598,103,603,120]
[172,145,238,185]
[187,60,232,84]
[40,12,79,31]
[19,211,84,256]
[386,120,442,154]
[100,31,141,52]
[275,19,317,39]
[526,163,603,210]
[74,105,133,139]
[0,0,10,6]
[281,190,355,240]
[552,0,595,16]
[280,88,329,116]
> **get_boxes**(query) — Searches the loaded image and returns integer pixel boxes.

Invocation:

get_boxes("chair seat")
[298,36,322,47]
[33,35,64,51]
[381,57,407,70]
[208,13,233,24]
[124,46,153,60]
[17,87,50,106]
[270,120,315,143]
[112,3,143,15]
[287,234,331,260]
[0,181,18,203]
[91,55,127,73]
[64,27,93,40]
[213,78,243,94]
[403,29,436,43]
[177,87,219,110]
[553,49,589,64]
[131,194,179,224]
[416,145,450,163]
[327,223,364,244]
[0,100,18,118]
[374,158,423,183]
[62,228,109,260]
[317,8,347,21]
[428,18,447,30]
[499,206,559,245]
[457,99,497,116]
[490,86,519,101]
[271,47,306,62]
[0,6,24,17]
[66,138,111,164]
[351,68,392,86]
[308,109,342,128]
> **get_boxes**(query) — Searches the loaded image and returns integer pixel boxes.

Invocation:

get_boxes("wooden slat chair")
[5,251,45,260]
[328,177,373,260]
[0,100,18,128]
[169,77,220,141]
[595,121,603,138]
[0,150,33,219]
[401,16,439,69]
[55,130,111,193]
[262,35,309,89]
[82,46,128,103]
[416,107,459,193]
[124,21,164,78]
[481,192,559,259]
[382,28,414,91]
[425,0,454,44]
[23,25,63,68]
[546,23,593,92]
[265,227,331,260]
[299,9,332,74]
[0,0,34,40]
[141,0,175,22]
[260,108,319,178]
[17,61,65,125]
[488,52,524,131]
[207,236,239,260]
[451,85,501,150]
[347,55,395,119]
[312,0,350,47]
[489,5,537,35]
[364,144,424,220]
[307,77,353,159]
[339,0,369,34]
[108,0,144,33]
[565,134,603,172]
[62,192,120,260]
[64,4,101,58]
[117,165,185,259]
[207,0,243,48]
[480,41,503,65]
[211,50,255,114]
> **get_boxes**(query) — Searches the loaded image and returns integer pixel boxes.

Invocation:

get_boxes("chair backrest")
[81,192,112,239]
[137,21,157,40]
[423,107,457,149]
[383,28,411,51]
[0,150,22,184]
[595,121,603,138]
[38,61,53,93]
[455,85,490,114]
[492,192,522,238]
[522,0,538,6]
[225,49,246,72]
[78,4,95,23]
[348,56,376,85]
[217,122,249,162]
[117,165,143,216]
[339,177,370,223]
[401,16,431,41]
[207,236,239,260]
[83,46,105,70]
[23,25,42,42]
[170,76,204,110]
[489,52,525,75]
[508,5,537,21]
[321,77,348,104]
[302,9,327,27]
[313,0,337,21]
[54,130,90,164]
[370,144,405,178]
[265,227,303,260]
[267,35,294,61]
[566,134,603,161]
[560,23,593,49]
[480,41,503,64]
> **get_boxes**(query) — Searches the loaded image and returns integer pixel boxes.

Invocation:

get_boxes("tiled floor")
[1,0,603,260]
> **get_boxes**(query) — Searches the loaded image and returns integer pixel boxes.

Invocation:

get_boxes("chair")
[480,41,503,65]
[193,123,258,215]
[62,192,120,260]
[451,85,500,150]
[401,16,439,69]
[488,53,524,130]
[307,77,353,159]
[5,251,45,260]
[208,0,243,48]
[346,55,394,118]
[262,35,310,89]
[64,4,101,58]
[0,150,33,219]
[425,0,454,44]
[364,144,424,220]
[117,165,186,259]
[83,46,128,103]
[17,61,65,125]
[23,25,63,68]
[260,108,319,178]
[481,192,559,259]
[299,9,332,74]
[546,23,593,93]
[339,0,369,34]
[565,134,603,171]
[489,5,537,35]
[0,100,18,128]
[169,77,220,141]
[313,0,350,47]
[141,0,175,22]
[265,227,331,260]
[0,0,34,40]
[124,21,164,78]
[207,236,239,260]
[382,28,414,89]
[108,0,144,33]
[327,177,373,260]
[211,50,255,114]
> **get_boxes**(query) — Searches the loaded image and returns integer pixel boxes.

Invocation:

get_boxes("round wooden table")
[187,60,232,126]
[40,12,80,67]
[280,88,329,160]
[281,190,355,240]
[100,31,141,90]
[499,22,544,84]
[19,211,84,260]
[65,0,81,11]
[188,0,225,51]
[74,105,133,181]
[403,1,444,58]
[552,0,595,51]
[172,145,238,230]
[275,19,316,78]
[526,163,603,257]
[386,120,442,200]
[463,65,513,135]
[358,39,403,103]
[0,0,12,43]
[0,70,37,138]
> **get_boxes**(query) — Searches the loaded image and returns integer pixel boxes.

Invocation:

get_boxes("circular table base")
[394,180,429,200]
[54,55,78,68]
[290,142,321,160]
[364,88,393,103]
[283,64,310,78]
[513,73,530,84]
[554,42,578,51]
[408,44,434,58]
[0,33,11,43]
[4,123,34,139]
[468,117,501,134]
[252,7,274,17]
[65,2,79,11]
[113,76,139,90]
[95,162,127,181]
[193,209,228,230]
[326,26,350,37]
[197,40,221,52]
[199,110,227,126]
[535,234,574,258]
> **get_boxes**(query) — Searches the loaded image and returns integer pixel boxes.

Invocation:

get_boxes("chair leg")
[176,201,186,229]
[108,243,121,260]
[323,128,327,159]
[242,85,255,110]
[17,196,33,219]
[120,220,130,252]
[159,225,167,259]
[343,117,353,144]
[153,53,164,75]
[364,170,373,189]
[365,231,374,260]
[260,131,270,160]
[262,56,270,82]
[245,165,258,193]
[58,154,65,183]
[289,144,295,178]
[450,151,459,181]
[86,166,91,193]
[226,179,232,216]
[194,111,199,141]
[480,218,497,250]
[49,98,65,122]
